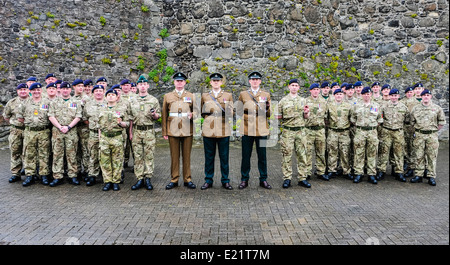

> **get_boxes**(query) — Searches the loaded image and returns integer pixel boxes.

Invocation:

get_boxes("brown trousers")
[169,136,193,183]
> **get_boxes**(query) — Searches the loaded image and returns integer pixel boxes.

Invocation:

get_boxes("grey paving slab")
[0,140,448,245]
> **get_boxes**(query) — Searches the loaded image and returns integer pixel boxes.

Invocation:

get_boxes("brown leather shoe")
[238,181,248,190]
[260,181,272,189]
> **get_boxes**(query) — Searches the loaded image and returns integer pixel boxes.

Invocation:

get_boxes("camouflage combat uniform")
[82,98,106,177]
[305,95,328,176]
[129,94,160,181]
[74,94,90,176]
[350,101,383,177]
[410,102,446,179]
[18,97,52,177]
[98,104,129,184]
[48,97,82,180]
[326,99,352,176]
[278,94,308,181]
[377,100,410,175]
[3,96,26,178]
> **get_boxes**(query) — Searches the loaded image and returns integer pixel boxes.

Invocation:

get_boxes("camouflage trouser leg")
[327,129,351,175]
[404,125,415,169]
[88,131,100,176]
[413,132,439,179]
[99,134,124,184]
[353,128,378,176]
[131,128,156,180]
[23,129,51,176]
[77,125,90,173]
[305,128,327,175]
[280,129,308,181]
[377,128,405,174]
[124,130,133,165]
[52,128,79,179]
[8,127,24,177]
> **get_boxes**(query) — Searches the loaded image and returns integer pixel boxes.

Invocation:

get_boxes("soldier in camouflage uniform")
[343,84,358,176]
[376,89,410,182]
[18,83,52,186]
[83,79,94,98]
[353,81,364,101]
[326,88,353,180]
[3,83,29,183]
[112,84,130,182]
[129,76,161,191]
[48,82,82,187]
[305,83,329,181]
[371,82,382,103]
[119,79,136,169]
[73,79,90,181]
[410,89,446,186]
[276,79,311,189]
[82,85,106,186]
[350,87,383,184]
[98,89,129,191]
[401,86,417,176]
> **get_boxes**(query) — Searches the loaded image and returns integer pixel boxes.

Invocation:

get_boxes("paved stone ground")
[0,139,448,245]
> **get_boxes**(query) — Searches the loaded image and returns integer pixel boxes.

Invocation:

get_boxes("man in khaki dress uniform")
[200,73,234,190]
[238,71,272,190]
[162,72,198,190]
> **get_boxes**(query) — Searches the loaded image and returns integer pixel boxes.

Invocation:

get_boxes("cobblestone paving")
[0,140,448,245]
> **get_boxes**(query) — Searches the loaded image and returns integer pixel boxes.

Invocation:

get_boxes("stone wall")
[0,0,449,141]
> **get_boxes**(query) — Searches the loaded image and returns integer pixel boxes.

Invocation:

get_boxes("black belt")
[306,126,324,130]
[282,126,304,131]
[101,131,122,138]
[416,129,438,134]
[356,126,377,131]
[329,127,350,132]
[135,125,154,130]
[383,127,403,132]
[26,125,51,131]
[11,124,25,130]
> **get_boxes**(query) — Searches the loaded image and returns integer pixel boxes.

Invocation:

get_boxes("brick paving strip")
[0,141,448,245]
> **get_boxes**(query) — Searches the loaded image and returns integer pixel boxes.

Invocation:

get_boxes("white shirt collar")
[212,89,221,97]
[175,89,184,95]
